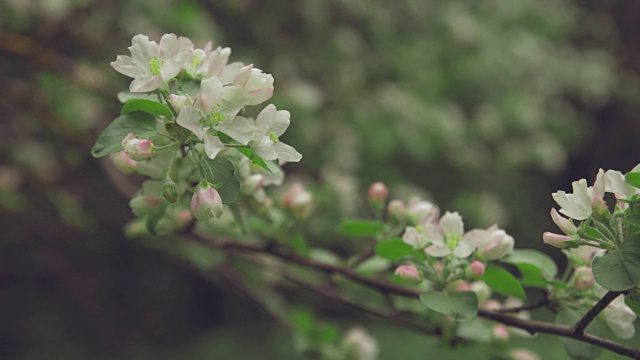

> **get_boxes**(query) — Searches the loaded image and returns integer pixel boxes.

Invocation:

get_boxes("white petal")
[111,55,142,78]
[200,77,223,113]
[233,64,253,86]
[605,170,637,199]
[422,223,444,245]
[129,34,158,72]
[219,62,244,84]
[218,116,258,145]
[176,106,205,139]
[203,133,225,159]
[253,137,277,160]
[130,74,164,93]
[440,211,464,235]
[274,142,302,162]
[453,240,476,258]
[425,244,451,257]
[271,109,291,136]
[255,104,276,133]
[247,87,274,105]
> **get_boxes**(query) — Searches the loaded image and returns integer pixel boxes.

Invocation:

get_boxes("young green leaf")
[482,264,526,299]
[121,98,174,118]
[625,172,640,189]
[91,112,157,158]
[375,238,413,261]
[339,220,384,237]
[201,156,241,204]
[592,239,640,291]
[419,290,478,322]
[502,249,558,279]
[236,147,281,174]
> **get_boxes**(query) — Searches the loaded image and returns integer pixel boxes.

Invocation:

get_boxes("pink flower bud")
[190,182,223,220]
[477,230,514,261]
[542,232,574,249]
[110,151,137,174]
[574,266,594,290]
[465,260,486,279]
[367,181,389,203]
[394,265,421,284]
[122,133,155,161]
[386,199,406,221]
[493,324,510,340]
[550,208,577,235]
[281,182,314,218]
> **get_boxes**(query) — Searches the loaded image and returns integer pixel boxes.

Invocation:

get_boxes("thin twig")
[573,291,622,335]
[190,233,640,359]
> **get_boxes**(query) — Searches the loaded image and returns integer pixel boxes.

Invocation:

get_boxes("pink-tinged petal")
[219,62,244,84]
[425,244,451,257]
[247,87,274,105]
[233,64,253,86]
[203,133,225,159]
[550,208,578,235]
[176,106,205,139]
[129,34,158,71]
[130,74,164,92]
[274,142,302,162]
[206,46,231,76]
[111,55,142,78]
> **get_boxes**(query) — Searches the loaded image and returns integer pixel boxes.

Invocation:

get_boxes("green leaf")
[625,172,640,189]
[287,234,310,257]
[121,98,173,118]
[556,309,610,360]
[236,147,280,174]
[482,264,526,299]
[375,238,414,261]
[592,239,640,291]
[91,112,157,158]
[517,263,549,288]
[502,249,557,278]
[419,290,478,322]
[625,296,640,317]
[117,91,157,103]
[201,156,241,204]
[626,214,640,227]
[339,220,384,237]
[145,200,167,235]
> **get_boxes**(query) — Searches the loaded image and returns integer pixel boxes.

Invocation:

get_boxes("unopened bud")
[470,281,492,305]
[368,181,389,203]
[574,266,594,290]
[162,180,179,203]
[129,195,162,216]
[342,327,379,360]
[110,151,137,174]
[394,265,421,284]
[122,133,155,161]
[550,208,577,235]
[242,174,264,195]
[190,182,223,220]
[387,199,406,221]
[169,94,193,112]
[510,349,541,360]
[465,260,486,279]
[543,232,576,249]
[493,324,510,340]
[281,182,314,218]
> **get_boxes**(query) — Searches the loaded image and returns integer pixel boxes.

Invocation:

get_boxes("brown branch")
[573,291,623,336]
[191,233,640,359]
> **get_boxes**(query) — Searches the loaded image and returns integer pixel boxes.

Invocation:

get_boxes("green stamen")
[149,56,164,75]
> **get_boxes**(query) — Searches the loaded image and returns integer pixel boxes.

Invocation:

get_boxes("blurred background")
[2,0,640,358]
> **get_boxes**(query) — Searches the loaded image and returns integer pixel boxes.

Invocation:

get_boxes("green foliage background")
[2,0,640,358]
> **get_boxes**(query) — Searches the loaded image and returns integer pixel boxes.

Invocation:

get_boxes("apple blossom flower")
[281,182,313,218]
[121,133,155,161]
[468,227,515,261]
[405,197,439,225]
[250,104,301,162]
[394,265,421,284]
[423,211,477,258]
[225,64,274,106]
[190,182,223,220]
[111,34,191,92]
[402,225,429,249]
[552,170,606,221]
[603,296,637,339]
[176,77,258,159]
[387,199,406,221]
